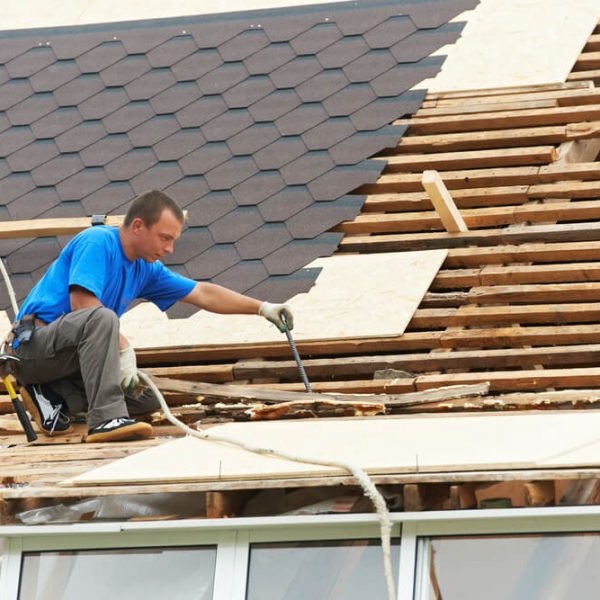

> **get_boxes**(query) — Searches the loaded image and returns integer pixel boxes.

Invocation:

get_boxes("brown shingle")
[165,175,210,206]
[100,54,151,87]
[124,68,176,101]
[131,162,182,193]
[8,187,61,220]
[208,205,263,243]
[104,147,157,181]
[147,35,197,68]
[235,223,292,260]
[171,49,222,81]
[31,107,82,139]
[5,46,55,78]
[55,120,107,152]
[185,191,236,226]
[7,92,57,126]
[80,134,132,167]
[30,59,80,92]
[262,233,342,275]
[7,139,59,172]
[219,29,270,62]
[0,0,471,313]
[155,128,206,161]
[31,153,84,186]
[231,170,286,205]
[0,79,33,111]
[80,181,134,214]
[290,22,343,55]
[76,40,127,73]
[54,73,105,107]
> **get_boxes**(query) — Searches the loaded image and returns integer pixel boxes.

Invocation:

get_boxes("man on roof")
[8,190,293,443]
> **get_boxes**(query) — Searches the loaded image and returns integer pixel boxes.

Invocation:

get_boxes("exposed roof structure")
[3,18,600,516]
[0,0,474,315]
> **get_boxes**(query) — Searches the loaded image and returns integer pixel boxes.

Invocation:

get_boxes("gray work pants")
[13,307,159,429]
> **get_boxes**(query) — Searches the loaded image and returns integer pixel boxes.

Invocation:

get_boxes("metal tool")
[281,314,312,393]
[0,355,37,442]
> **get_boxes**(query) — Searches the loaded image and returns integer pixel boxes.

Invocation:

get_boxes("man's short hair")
[124,190,185,227]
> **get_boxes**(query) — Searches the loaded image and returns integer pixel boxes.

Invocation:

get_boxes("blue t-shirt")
[18,226,196,322]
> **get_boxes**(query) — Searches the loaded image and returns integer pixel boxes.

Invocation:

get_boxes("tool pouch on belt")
[11,314,36,347]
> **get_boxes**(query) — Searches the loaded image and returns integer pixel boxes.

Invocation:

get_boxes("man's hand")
[119,344,139,393]
[258,302,294,332]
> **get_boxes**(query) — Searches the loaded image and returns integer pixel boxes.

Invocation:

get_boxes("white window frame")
[2,505,600,600]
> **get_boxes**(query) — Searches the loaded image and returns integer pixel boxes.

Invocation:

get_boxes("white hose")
[0,257,19,318]
[139,371,396,600]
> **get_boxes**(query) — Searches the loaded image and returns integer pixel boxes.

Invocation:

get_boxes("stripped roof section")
[0,0,476,315]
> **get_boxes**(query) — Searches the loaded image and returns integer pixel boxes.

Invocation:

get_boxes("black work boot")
[20,384,73,435]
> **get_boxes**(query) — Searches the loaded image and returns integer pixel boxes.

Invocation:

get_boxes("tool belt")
[4,314,38,351]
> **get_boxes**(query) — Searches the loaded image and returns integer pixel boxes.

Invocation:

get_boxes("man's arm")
[181,282,293,331]
[181,282,261,314]
[69,286,129,349]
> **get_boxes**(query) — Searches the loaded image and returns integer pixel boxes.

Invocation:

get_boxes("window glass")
[246,538,400,600]
[18,546,216,600]
[422,533,600,600]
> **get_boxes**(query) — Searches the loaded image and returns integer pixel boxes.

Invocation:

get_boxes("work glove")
[119,344,140,394]
[258,301,294,333]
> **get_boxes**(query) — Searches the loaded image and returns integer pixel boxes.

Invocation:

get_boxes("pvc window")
[416,532,600,600]
[246,538,401,599]
[18,545,217,600]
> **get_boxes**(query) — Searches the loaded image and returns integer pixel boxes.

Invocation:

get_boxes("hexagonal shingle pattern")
[0,0,476,312]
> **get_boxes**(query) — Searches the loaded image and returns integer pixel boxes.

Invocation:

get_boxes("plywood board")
[65,411,600,486]
[121,250,447,349]
[421,0,600,92]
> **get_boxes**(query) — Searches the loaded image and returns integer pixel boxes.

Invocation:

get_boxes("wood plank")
[362,186,530,212]
[457,303,600,326]
[413,99,558,118]
[382,146,557,172]
[396,122,600,154]
[337,202,600,235]
[529,180,600,199]
[425,82,592,101]
[146,364,234,383]
[567,69,600,82]
[403,105,600,135]
[137,331,442,364]
[0,216,124,239]
[584,34,600,52]
[468,282,600,304]
[361,166,540,193]
[422,88,600,111]
[445,241,600,268]
[421,170,468,233]
[440,325,600,349]
[338,222,600,253]
[537,161,600,182]
[479,263,600,285]
[415,368,600,392]
[574,52,600,71]
[234,345,600,379]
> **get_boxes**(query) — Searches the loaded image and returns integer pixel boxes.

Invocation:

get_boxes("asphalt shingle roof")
[0,0,476,316]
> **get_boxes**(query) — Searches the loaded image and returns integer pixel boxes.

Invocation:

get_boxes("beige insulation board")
[120,250,447,349]
[421,0,600,92]
[65,411,600,486]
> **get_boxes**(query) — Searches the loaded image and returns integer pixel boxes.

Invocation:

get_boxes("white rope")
[0,257,19,318]
[139,371,396,600]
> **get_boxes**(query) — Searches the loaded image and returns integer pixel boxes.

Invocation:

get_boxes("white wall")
[0,0,353,31]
